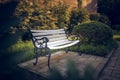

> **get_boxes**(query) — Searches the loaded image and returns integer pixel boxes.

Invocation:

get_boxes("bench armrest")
[33,37,49,48]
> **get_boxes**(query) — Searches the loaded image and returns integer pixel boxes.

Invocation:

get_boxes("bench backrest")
[29,29,69,48]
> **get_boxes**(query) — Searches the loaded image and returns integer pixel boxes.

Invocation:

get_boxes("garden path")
[99,44,120,80]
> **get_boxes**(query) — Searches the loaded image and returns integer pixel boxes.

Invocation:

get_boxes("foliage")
[80,43,109,56]
[68,8,90,33]
[113,30,120,35]
[83,64,96,80]
[0,39,35,80]
[0,1,20,35]
[90,13,111,26]
[15,0,71,30]
[44,0,51,5]
[80,39,118,56]
[89,13,100,21]
[98,14,111,26]
[112,25,120,30]
[15,1,57,29]
[73,21,113,44]
[49,59,96,80]
[49,67,64,80]
[66,59,82,80]
[51,3,70,28]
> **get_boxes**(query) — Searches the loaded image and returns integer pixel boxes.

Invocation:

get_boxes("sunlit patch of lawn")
[113,35,120,41]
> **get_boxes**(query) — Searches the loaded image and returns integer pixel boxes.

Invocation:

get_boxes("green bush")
[22,31,31,41]
[99,14,111,26]
[89,13,100,21]
[112,25,120,30]
[80,44,109,56]
[68,8,90,33]
[90,13,111,26]
[79,39,118,56]
[83,64,96,80]
[73,21,113,44]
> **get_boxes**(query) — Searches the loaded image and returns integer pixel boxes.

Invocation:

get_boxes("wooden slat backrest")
[30,29,68,46]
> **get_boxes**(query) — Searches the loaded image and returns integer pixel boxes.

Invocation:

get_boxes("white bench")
[28,29,80,70]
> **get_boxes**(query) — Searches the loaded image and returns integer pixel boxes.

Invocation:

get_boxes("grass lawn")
[0,31,46,80]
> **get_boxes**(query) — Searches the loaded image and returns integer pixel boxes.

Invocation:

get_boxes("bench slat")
[48,40,72,47]
[48,39,69,45]
[34,34,67,40]
[32,31,65,36]
[49,37,67,42]
[49,40,79,49]
[31,29,64,33]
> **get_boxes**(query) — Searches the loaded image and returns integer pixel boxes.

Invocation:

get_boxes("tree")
[77,0,82,9]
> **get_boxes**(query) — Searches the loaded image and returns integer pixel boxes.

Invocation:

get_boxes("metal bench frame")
[28,28,80,70]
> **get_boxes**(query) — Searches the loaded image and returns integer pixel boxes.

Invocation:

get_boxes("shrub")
[90,13,111,26]
[89,13,100,21]
[79,39,118,56]
[99,14,111,26]
[80,44,109,56]
[112,25,120,30]
[68,8,90,33]
[83,64,96,80]
[22,31,31,41]
[73,21,113,44]
[66,59,82,80]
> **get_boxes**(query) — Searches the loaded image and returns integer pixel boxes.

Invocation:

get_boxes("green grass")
[113,35,120,41]
[0,41,35,80]
[113,29,120,41]
[79,44,110,56]
[113,30,120,35]
[0,31,45,80]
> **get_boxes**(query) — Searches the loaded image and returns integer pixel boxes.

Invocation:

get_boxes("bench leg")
[33,48,38,65]
[78,42,82,56]
[33,48,42,65]
[65,47,70,53]
[47,48,52,70]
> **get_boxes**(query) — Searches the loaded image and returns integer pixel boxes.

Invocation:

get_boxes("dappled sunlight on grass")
[113,35,120,41]
[8,40,33,53]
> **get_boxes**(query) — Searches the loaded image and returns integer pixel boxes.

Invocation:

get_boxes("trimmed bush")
[79,39,118,56]
[80,44,109,56]
[90,13,111,26]
[112,25,120,30]
[113,30,120,35]
[90,13,100,21]
[99,14,111,26]
[73,21,113,44]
